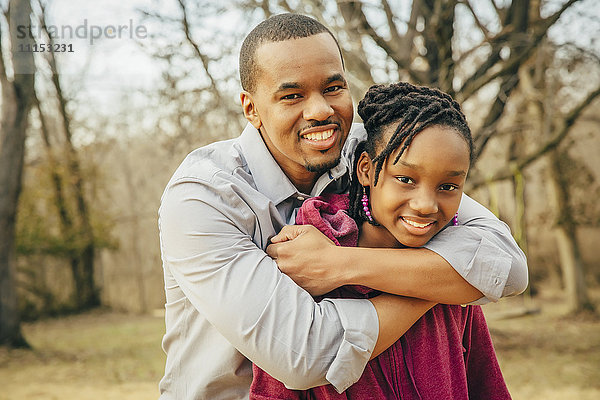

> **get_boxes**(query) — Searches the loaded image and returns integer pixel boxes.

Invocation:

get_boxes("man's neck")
[292,174,317,194]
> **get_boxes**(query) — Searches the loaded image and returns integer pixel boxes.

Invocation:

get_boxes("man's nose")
[409,188,438,215]
[303,94,334,121]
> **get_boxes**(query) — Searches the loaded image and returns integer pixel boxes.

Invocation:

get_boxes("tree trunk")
[421,0,457,92]
[123,155,147,313]
[547,151,594,313]
[38,6,100,309]
[0,0,35,348]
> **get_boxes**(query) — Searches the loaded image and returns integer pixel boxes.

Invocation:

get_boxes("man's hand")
[267,225,342,296]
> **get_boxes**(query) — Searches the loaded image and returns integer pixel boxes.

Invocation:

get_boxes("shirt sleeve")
[159,176,378,392]
[423,193,528,303]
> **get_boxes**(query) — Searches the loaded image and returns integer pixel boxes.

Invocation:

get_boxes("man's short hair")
[239,13,344,93]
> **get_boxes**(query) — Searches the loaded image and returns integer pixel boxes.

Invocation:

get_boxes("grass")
[0,311,165,400]
[1,289,599,399]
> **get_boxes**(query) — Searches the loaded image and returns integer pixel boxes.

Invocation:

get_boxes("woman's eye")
[396,176,414,184]
[440,184,458,191]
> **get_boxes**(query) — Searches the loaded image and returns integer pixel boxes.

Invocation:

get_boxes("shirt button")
[494,277,501,285]
[297,196,305,201]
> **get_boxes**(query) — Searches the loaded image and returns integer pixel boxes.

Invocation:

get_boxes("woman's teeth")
[402,218,434,228]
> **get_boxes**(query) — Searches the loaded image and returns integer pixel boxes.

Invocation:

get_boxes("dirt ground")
[484,288,600,400]
[1,288,599,400]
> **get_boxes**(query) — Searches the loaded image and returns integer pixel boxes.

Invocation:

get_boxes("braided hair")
[349,82,473,223]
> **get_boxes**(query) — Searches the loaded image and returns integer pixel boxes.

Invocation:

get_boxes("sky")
[26,0,248,115]
[5,0,599,117]
[42,0,165,82]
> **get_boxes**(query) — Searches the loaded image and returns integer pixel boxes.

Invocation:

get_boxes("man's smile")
[302,128,334,141]
[300,125,339,151]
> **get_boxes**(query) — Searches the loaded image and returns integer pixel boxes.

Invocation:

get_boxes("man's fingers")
[266,242,279,259]
[269,225,306,243]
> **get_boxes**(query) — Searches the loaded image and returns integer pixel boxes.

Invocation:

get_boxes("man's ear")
[240,91,262,130]
[356,151,373,187]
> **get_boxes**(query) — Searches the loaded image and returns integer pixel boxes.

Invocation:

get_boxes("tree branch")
[460,0,492,40]
[260,0,272,18]
[177,0,226,108]
[469,84,600,190]
[538,0,580,32]
[0,15,7,84]
[472,73,520,158]
[459,0,580,101]
[277,0,294,13]
[490,0,504,21]
[381,0,402,46]
[344,0,425,83]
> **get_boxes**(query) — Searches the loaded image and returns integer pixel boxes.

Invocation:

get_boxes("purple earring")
[361,186,373,222]
[452,213,459,226]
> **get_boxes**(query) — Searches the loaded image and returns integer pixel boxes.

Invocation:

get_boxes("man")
[158,13,527,400]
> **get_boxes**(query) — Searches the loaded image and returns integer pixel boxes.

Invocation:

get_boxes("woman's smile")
[399,216,437,235]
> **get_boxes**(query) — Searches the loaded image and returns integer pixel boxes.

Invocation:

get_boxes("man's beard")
[305,156,341,174]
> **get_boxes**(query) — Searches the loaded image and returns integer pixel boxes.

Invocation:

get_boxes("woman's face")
[357,124,471,248]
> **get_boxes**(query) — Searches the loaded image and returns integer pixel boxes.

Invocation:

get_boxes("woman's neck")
[357,221,403,249]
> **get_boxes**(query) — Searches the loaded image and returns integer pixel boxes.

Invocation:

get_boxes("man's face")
[240,33,354,190]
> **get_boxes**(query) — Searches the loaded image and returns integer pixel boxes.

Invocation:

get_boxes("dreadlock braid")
[349,82,473,223]
[348,141,367,222]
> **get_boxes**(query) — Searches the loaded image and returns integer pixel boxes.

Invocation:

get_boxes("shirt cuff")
[425,234,511,302]
[324,298,378,392]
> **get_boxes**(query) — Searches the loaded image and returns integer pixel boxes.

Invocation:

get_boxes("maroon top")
[250,193,511,400]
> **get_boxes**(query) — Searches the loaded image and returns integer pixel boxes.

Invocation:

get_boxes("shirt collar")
[238,123,298,205]
[238,123,350,204]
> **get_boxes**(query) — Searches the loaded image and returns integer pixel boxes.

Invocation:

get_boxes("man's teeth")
[304,129,334,141]
[403,218,433,228]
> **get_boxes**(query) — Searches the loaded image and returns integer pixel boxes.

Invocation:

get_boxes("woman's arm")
[369,294,435,358]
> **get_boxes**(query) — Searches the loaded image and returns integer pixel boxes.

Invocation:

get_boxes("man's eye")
[396,176,414,184]
[324,85,343,93]
[282,94,301,100]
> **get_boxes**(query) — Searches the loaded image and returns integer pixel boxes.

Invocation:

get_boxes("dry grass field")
[485,289,600,400]
[1,288,599,400]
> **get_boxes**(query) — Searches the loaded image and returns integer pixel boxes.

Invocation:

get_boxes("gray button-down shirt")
[158,123,527,400]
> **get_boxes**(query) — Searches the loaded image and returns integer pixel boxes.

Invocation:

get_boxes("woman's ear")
[240,91,262,130]
[356,151,373,187]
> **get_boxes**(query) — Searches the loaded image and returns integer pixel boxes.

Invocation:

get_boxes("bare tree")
[548,150,594,312]
[518,42,597,312]
[138,0,245,146]
[235,1,597,173]
[28,0,100,310]
[0,0,35,348]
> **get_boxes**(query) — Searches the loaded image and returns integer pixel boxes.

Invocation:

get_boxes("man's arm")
[268,194,527,304]
[423,193,529,303]
[268,225,481,304]
[160,178,432,392]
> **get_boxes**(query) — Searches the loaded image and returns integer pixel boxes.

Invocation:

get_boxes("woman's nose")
[409,189,438,215]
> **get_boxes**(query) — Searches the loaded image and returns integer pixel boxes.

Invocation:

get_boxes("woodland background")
[1,0,600,398]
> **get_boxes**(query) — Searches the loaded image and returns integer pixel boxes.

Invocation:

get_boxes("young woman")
[250,82,512,399]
